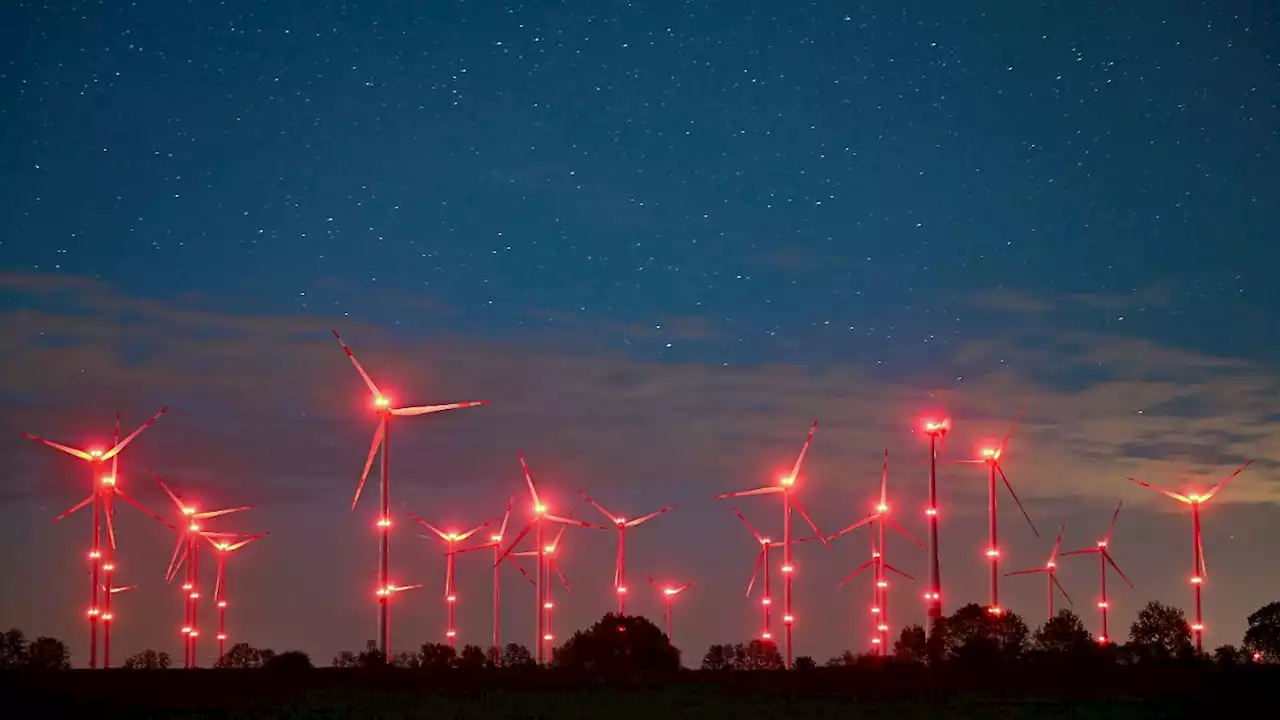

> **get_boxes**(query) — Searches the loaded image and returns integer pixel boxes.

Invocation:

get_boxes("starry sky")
[1,0,1278,667]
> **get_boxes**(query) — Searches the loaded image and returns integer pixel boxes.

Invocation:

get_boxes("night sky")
[1,1,1277,667]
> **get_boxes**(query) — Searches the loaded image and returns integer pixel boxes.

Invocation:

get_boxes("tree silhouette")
[356,639,388,668]
[731,639,784,670]
[893,625,928,663]
[331,650,359,668]
[700,643,734,670]
[457,644,487,669]
[419,642,457,669]
[0,628,28,669]
[213,642,265,668]
[122,649,171,669]
[1033,609,1094,656]
[391,651,421,668]
[825,650,858,667]
[1212,644,1250,666]
[1244,601,1280,663]
[792,655,817,670]
[263,650,313,671]
[941,603,1029,662]
[1127,601,1193,661]
[501,642,534,667]
[25,637,71,670]
[552,613,680,675]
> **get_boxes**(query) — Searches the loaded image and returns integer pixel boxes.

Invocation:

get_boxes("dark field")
[6,666,1269,718]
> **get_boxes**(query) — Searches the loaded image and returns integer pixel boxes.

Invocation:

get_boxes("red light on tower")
[409,511,494,647]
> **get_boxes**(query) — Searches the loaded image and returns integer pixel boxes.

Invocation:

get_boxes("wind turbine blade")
[1125,477,1189,503]
[674,582,693,594]
[827,514,876,541]
[353,421,385,511]
[996,464,1039,537]
[625,504,677,527]
[1058,548,1099,557]
[508,558,536,587]
[332,330,383,398]
[837,559,875,587]
[102,407,168,461]
[1105,501,1123,542]
[214,558,226,603]
[517,452,542,507]
[494,522,534,569]
[786,420,819,483]
[111,411,120,479]
[154,474,185,512]
[406,512,449,540]
[19,432,93,461]
[1004,567,1047,577]
[716,486,782,499]
[544,514,598,529]
[791,495,829,547]
[226,534,266,552]
[165,537,188,584]
[111,585,136,594]
[1201,460,1253,502]
[552,560,572,594]
[882,563,916,581]
[114,489,174,529]
[456,520,493,542]
[1104,550,1135,589]
[194,506,253,520]
[997,396,1032,456]
[104,498,118,551]
[885,517,925,549]
[391,401,489,416]
[1198,535,1208,579]
[879,448,889,506]
[745,548,764,597]
[498,497,513,539]
[576,490,618,523]
[548,524,568,551]
[53,494,94,522]
[1052,574,1074,606]
[1048,524,1066,564]
[730,507,764,542]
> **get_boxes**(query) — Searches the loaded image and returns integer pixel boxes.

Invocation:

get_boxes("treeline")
[5,600,1279,673]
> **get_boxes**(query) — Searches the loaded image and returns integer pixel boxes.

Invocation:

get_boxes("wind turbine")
[513,520,575,657]
[331,329,489,662]
[456,498,535,661]
[206,533,268,664]
[408,512,492,646]
[647,577,693,645]
[1061,502,1134,644]
[919,417,949,630]
[1006,524,1073,622]
[717,420,829,667]
[577,490,676,615]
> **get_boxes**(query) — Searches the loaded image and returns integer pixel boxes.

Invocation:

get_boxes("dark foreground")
[5,665,1272,718]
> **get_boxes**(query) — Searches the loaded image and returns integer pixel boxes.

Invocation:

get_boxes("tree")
[941,603,1029,662]
[263,650,313,671]
[1127,601,1193,661]
[501,642,534,668]
[25,637,71,670]
[893,625,928,663]
[792,655,817,670]
[331,650,360,668]
[700,643,734,670]
[0,629,28,669]
[213,642,264,669]
[1212,644,1250,666]
[419,642,457,669]
[1033,609,1094,656]
[552,613,680,674]
[356,640,387,668]
[1244,601,1280,663]
[825,650,858,667]
[457,644,487,669]
[391,651,422,668]
[122,649,171,670]
[731,639,784,670]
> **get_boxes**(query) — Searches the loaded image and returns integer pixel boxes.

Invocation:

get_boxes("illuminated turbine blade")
[673,582,693,594]
[391,401,488,416]
[353,421,384,511]
[717,486,782,499]
[104,498,118,551]
[997,396,1031,456]
[114,489,175,529]
[548,524,568,551]
[498,497,513,539]
[837,559,874,587]
[544,513,597,529]
[112,411,120,478]
[155,475,186,512]
[1201,460,1253,502]
[406,512,449,540]
[885,517,924,549]
[517,453,542,507]
[745,548,765,597]
[730,507,764,542]
[1049,524,1066,564]
[508,557,536,586]
[879,448,889,506]
[214,557,226,603]
[101,406,168,461]
[577,491,618,523]
[19,432,94,461]
[1004,566,1047,577]
[194,506,253,520]
[787,420,819,484]
[996,464,1039,537]
[111,585,136,594]
[165,537,188,583]
[625,504,677,528]
[53,494,94,522]
[456,520,492,543]
[1198,535,1208,579]
[883,563,916,581]
[791,495,829,547]
[389,584,423,594]
[552,560,572,594]
[828,514,876,541]
[1051,574,1073,606]
[332,330,383,398]
[1104,502,1123,542]
[1104,550,1135,589]
[1125,477,1189,503]
[494,521,535,569]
